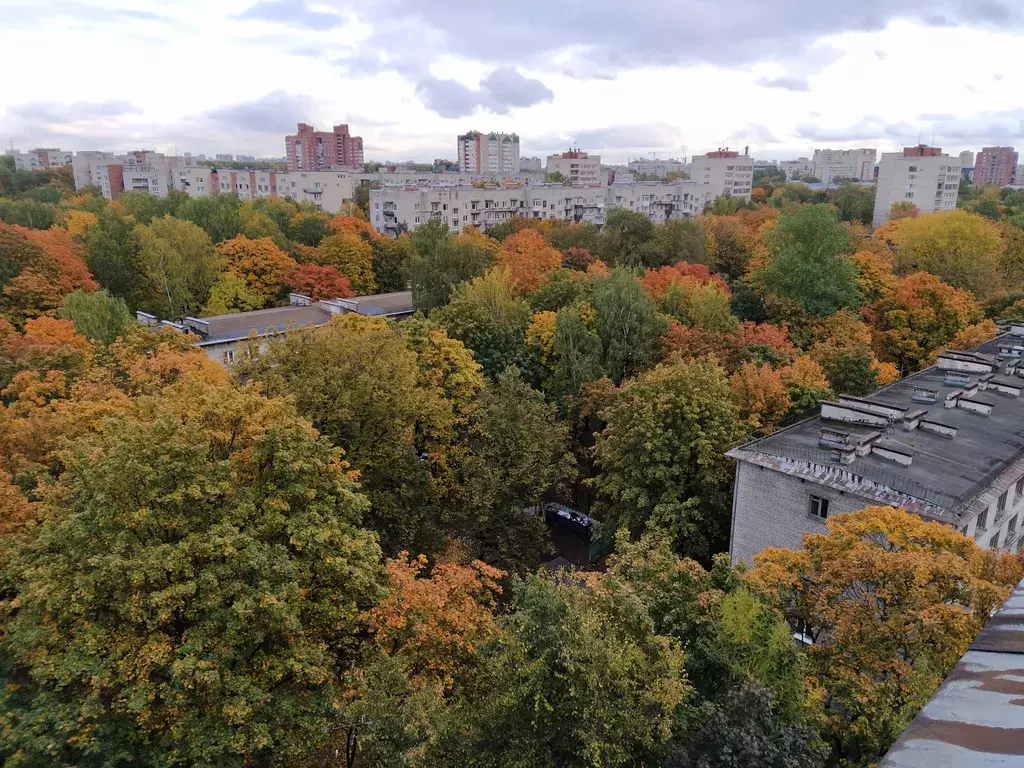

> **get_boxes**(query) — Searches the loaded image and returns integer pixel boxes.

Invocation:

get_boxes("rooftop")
[729,332,1024,522]
[192,304,334,345]
[878,577,1024,767]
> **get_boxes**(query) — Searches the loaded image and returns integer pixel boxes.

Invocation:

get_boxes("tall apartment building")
[811,148,876,183]
[520,156,543,172]
[777,158,811,180]
[368,181,711,237]
[215,154,234,162]
[728,334,1024,565]
[71,151,117,190]
[975,146,1019,186]
[285,123,364,171]
[959,150,975,168]
[545,150,602,185]
[872,145,959,227]
[457,131,521,174]
[6,147,73,171]
[628,157,687,178]
[690,149,754,201]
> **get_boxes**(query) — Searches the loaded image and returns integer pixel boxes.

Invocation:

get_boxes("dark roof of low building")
[196,304,333,346]
[728,333,1024,521]
[878,577,1024,767]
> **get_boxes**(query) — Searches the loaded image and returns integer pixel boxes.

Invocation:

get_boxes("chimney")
[744,145,749,156]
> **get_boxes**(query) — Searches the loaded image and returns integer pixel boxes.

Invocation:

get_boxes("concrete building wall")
[811,148,877,183]
[546,151,602,185]
[691,151,754,201]
[520,156,543,171]
[778,158,812,180]
[873,146,960,227]
[959,150,975,168]
[975,146,1018,186]
[276,170,355,213]
[285,123,363,171]
[458,131,520,174]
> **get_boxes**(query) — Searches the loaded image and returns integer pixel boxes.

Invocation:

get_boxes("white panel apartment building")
[545,151,602,185]
[368,181,712,237]
[276,171,356,212]
[872,145,960,227]
[628,157,687,178]
[811,148,877,184]
[691,150,754,201]
[6,148,73,171]
[728,336,1024,566]
[457,131,521,174]
[778,158,812,180]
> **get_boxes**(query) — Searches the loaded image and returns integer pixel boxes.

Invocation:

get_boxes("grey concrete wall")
[730,460,875,567]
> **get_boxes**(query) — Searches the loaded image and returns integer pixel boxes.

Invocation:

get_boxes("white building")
[959,150,975,169]
[6,147,73,171]
[872,145,960,227]
[71,151,117,190]
[690,150,754,201]
[457,130,521,174]
[368,181,712,237]
[778,157,812,180]
[276,170,356,213]
[546,150,602,185]
[520,156,543,172]
[627,157,687,178]
[811,148,877,184]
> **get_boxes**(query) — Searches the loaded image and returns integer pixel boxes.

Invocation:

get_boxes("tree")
[886,209,1002,299]
[497,229,563,294]
[821,346,878,396]
[527,268,591,312]
[436,572,690,767]
[544,170,568,183]
[407,220,498,311]
[0,199,60,230]
[780,355,833,413]
[0,377,383,767]
[760,205,861,317]
[62,209,99,239]
[649,218,705,267]
[600,208,656,266]
[59,289,133,345]
[82,207,147,310]
[135,216,221,320]
[371,233,412,293]
[751,506,1023,765]
[287,210,332,246]
[730,362,792,433]
[285,263,353,300]
[216,235,297,305]
[593,358,747,559]
[201,271,264,315]
[550,304,604,398]
[177,193,243,244]
[115,190,172,224]
[827,183,875,225]
[592,268,669,382]
[309,232,375,294]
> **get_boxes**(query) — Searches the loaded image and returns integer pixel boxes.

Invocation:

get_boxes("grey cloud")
[234,0,345,29]
[920,112,955,121]
[756,76,811,92]
[874,49,887,60]
[6,100,140,123]
[995,73,1004,81]
[734,124,782,144]
[6,2,162,25]
[526,123,681,154]
[203,91,323,133]
[797,109,1024,147]
[415,68,553,118]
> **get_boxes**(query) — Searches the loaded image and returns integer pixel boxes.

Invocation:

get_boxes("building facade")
[811,148,876,183]
[959,150,975,168]
[777,158,812,180]
[276,170,356,212]
[545,150,602,185]
[6,147,73,171]
[285,123,364,171]
[457,131,521,174]
[691,149,754,200]
[872,145,960,227]
[520,156,543,172]
[368,181,712,237]
[728,334,1024,566]
[628,157,687,178]
[975,146,1019,186]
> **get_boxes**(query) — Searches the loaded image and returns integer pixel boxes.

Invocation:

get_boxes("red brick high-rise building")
[285,123,364,170]
[974,146,1018,186]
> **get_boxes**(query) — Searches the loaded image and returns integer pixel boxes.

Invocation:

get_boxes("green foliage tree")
[0,377,383,767]
[592,268,669,382]
[177,193,243,244]
[407,219,497,311]
[594,358,746,559]
[82,207,146,310]
[822,346,878,396]
[649,218,705,267]
[59,289,133,345]
[136,215,222,319]
[550,305,604,398]
[371,233,411,293]
[0,199,59,230]
[600,208,656,266]
[760,204,861,317]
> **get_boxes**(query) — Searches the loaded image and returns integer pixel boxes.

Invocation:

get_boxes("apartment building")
[959,150,975,168]
[811,148,876,183]
[690,149,754,201]
[728,333,1024,565]
[276,170,356,212]
[368,181,711,237]
[628,157,687,178]
[520,156,543,172]
[546,150,602,185]
[457,131,521,174]
[285,122,364,171]
[71,151,117,190]
[777,158,811,180]
[6,147,73,171]
[975,146,1019,186]
[872,145,960,227]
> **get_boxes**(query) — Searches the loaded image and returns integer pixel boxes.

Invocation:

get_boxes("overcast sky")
[3,0,1024,163]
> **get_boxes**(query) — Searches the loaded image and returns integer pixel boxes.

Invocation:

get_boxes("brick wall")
[730,460,876,567]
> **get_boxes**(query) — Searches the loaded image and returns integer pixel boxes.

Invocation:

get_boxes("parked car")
[543,503,595,537]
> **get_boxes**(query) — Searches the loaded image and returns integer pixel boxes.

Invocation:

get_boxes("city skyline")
[3,1,1024,162]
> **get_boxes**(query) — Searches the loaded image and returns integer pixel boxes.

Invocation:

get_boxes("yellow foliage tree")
[216,235,297,306]
[314,232,377,294]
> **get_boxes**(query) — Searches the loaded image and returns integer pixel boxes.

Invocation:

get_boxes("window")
[908,165,918,172]
[225,350,235,363]
[808,495,829,520]
[1009,515,1018,533]
[905,192,914,198]
[989,532,1000,549]
[1015,476,1023,497]
[978,507,989,531]
[999,490,1009,512]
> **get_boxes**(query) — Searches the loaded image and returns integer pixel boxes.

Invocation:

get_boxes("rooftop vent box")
[945,370,972,387]
[819,427,850,448]
[912,386,938,403]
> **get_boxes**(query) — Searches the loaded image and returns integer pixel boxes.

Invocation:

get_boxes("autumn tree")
[371,233,412,293]
[751,506,1023,765]
[780,355,834,413]
[599,207,656,266]
[550,304,604,398]
[593,268,669,382]
[760,205,861,317]
[216,234,297,305]
[407,220,498,311]
[59,289,133,345]
[594,357,746,559]
[135,216,221,320]
[177,192,243,243]
[730,362,792,433]
[497,228,563,294]
[201,271,263,315]
[81,207,146,310]
[0,377,383,766]
[286,263,353,300]
[314,231,377,294]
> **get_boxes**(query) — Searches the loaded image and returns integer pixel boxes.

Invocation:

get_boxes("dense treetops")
[1,154,1023,766]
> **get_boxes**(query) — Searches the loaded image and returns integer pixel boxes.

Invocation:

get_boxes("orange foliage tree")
[730,362,792,432]
[330,214,378,242]
[285,264,353,301]
[497,229,563,294]
[314,232,377,294]
[217,235,297,306]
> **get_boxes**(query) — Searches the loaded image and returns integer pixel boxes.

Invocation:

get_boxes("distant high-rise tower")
[974,146,1018,186]
[457,130,520,174]
[285,123,364,170]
